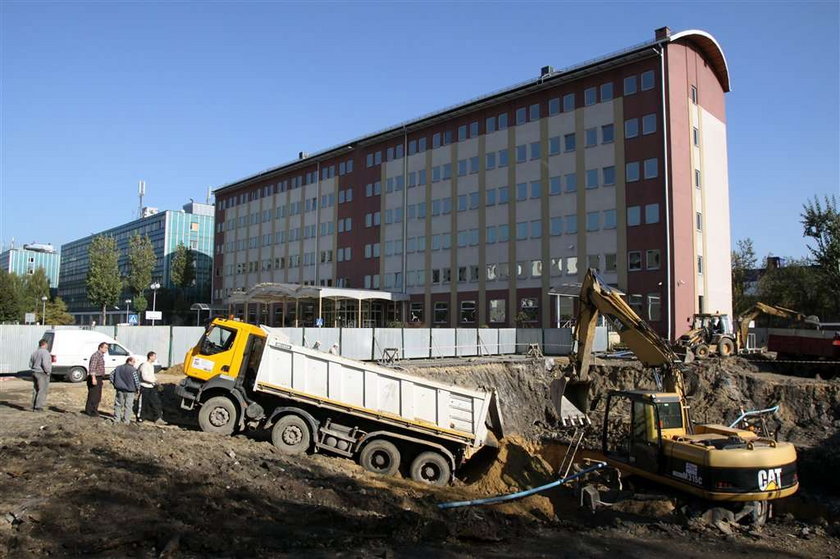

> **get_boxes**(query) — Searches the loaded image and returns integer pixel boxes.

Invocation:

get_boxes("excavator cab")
[603,390,686,475]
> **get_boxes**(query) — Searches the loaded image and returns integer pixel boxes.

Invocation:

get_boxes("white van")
[42,330,146,383]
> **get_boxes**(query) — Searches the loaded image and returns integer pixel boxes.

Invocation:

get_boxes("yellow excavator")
[734,302,819,352]
[571,269,798,518]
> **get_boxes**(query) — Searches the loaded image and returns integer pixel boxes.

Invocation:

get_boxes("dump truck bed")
[254,332,501,447]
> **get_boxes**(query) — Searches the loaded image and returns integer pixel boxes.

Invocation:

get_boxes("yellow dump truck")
[176,318,505,485]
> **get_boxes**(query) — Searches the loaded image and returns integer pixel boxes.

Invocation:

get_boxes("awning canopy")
[226,283,410,305]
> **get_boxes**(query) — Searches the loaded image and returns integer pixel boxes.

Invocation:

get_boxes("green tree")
[22,268,50,319]
[757,258,829,320]
[41,296,74,325]
[801,195,840,318]
[0,270,24,323]
[170,243,196,293]
[87,235,122,324]
[127,234,156,314]
[731,238,757,316]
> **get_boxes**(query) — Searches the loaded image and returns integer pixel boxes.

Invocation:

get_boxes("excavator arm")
[574,269,686,398]
[736,302,819,350]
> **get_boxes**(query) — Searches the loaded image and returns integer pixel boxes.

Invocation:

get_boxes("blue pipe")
[437,462,607,510]
[728,405,780,429]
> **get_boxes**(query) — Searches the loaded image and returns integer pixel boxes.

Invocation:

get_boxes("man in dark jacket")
[112,357,140,424]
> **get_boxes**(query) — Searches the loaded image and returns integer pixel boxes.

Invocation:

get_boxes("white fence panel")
[341,328,374,360]
[169,327,205,366]
[498,329,517,354]
[373,329,402,360]
[516,329,542,353]
[301,328,341,352]
[114,326,173,365]
[478,329,499,355]
[0,326,46,373]
[456,329,478,357]
[431,329,457,357]
[403,329,431,359]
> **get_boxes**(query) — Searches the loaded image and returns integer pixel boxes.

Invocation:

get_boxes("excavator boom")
[736,302,819,350]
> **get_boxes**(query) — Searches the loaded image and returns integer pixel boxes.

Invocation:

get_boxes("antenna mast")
[138,180,146,218]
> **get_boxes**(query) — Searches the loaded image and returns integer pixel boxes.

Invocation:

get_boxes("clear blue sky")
[1,1,838,261]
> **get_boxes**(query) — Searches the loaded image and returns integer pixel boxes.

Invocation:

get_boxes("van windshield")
[199,325,236,356]
[43,332,55,352]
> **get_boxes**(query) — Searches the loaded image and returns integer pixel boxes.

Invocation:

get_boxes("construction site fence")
[0,325,610,373]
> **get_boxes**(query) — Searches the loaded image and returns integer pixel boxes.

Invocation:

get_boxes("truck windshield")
[199,325,236,355]
[656,402,683,430]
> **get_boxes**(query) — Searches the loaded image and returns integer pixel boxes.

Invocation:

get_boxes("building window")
[489,299,506,323]
[605,253,617,272]
[548,135,561,155]
[629,294,643,316]
[530,219,542,238]
[586,169,599,189]
[516,221,528,240]
[601,124,614,144]
[499,149,509,167]
[600,82,613,101]
[516,107,527,125]
[586,211,600,231]
[530,141,541,160]
[564,133,576,152]
[698,255,704,274]
[643,158,658,179]
[530,180,541,198]
[567,256,578,275]
[588,254,600,271]
[549,176,561,195]
[460,301,476,323]
[548,97,560,115]
[498,113,508,129]
[693,127,700,146]
[550,216,563,236]
[566,214,578,234]
[565,173,577,192]
[584,87,597,106]
[486,152,496,170]
[585,128,597,147]
[434,302,449,323]
[624,75,637,95]
[625,118,639,138]
[646,249,661,270]
[696,211,703,231]
[486,116,496,133]
[516,144,527,163]
[626,161,640,182]
[551,258,563,276]
[458,124,467,141]
[603,209,616,229]
[519,298,538,323]
[647,294,661,321]
[529,103,540,121]
[498,186,509,204]
[563,93,575,112]
[645,203,660,224]
[516,182,527,201]
[602,166,615,186]
[642,113,656,135]
[531,259,542,278]
[628,251,642,271]
[410,302,424,324]
[690,85,698,104]
[695,169,702,189]
[641,70,655,91]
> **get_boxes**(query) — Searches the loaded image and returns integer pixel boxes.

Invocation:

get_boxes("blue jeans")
[114,391,136,424]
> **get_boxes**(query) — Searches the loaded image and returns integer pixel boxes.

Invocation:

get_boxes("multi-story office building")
[59,202,214,321]
[0,243,60,288]
[212,27,732,337]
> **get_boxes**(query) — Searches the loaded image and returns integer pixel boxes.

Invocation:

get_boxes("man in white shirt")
[138,351,165,424]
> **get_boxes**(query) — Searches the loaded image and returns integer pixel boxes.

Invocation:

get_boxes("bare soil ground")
[1,359,839,558]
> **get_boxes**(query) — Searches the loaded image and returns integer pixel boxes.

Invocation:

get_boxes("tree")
[41,296,74,325]
[87,235,122,324]
[22,268,50,319]
[0,270,24,323]
[757,258,830,319]
[801,195,840,318]
[127,234,156,314]
[170,243,196,293]
[731,238,757,315]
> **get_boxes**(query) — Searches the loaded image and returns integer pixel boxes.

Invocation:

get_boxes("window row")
[627,249,661,271]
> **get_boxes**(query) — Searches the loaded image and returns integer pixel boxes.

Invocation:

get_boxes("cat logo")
[758,467,783,491]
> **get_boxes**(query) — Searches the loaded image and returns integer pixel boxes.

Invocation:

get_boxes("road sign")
[24,313,36,324]
[145,310,162,321]
[128,314,139,325]
[315,317,324,328]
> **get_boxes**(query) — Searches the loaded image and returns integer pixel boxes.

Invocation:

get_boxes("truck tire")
[67,367,87,383]
[694,344,710,360]
[359,439,401,476]
[718,338,735,357]
[409,451,451,486]
[271,414,311,455]
[198,396,238,435]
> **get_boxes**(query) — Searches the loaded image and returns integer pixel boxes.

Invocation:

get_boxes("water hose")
[437,462,607,510]
[728,405,779,428]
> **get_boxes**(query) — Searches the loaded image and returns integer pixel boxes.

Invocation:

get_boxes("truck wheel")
[67,367,87,383]
[271,415,311,455]
[198,396,238,435]
[359,440,401,476]
[694,344,710,360]
[410,451,451,486]
[718,338,735,357]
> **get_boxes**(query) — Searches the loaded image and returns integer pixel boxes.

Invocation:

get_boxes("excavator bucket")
[550,377,590,427]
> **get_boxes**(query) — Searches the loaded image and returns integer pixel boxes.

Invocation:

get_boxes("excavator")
[734,302,819,352]
[569,269,798,520]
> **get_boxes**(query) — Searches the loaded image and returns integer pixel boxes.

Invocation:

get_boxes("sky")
[1,1,838,261]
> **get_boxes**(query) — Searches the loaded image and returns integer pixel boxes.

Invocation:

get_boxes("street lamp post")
[149,282,161,326]
[41,296,47,325]
[125,299,132,324]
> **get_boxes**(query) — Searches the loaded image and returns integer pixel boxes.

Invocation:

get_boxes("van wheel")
[271,415,311,455]
[410,451,451,486]
[359,440,401,476]
[198,396,238,435]
[67,367,87,383]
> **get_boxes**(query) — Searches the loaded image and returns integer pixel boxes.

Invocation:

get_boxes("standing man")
[29,339,52,412]
[85,342,108,417]
[112,357,140,424]
[138,352,165,424]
